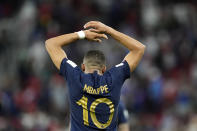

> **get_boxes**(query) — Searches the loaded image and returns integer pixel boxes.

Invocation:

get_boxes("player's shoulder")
[61,58,77,68]
[60,58,83,78]
[108,60,129,72]
[104,60,130,77]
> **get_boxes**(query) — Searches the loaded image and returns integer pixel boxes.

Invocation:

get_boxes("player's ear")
[102,66,106,73]
[81,64,85,72]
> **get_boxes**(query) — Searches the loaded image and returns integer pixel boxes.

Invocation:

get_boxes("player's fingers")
[89,28,100,33]
[86,21,97,24]
[84,21,97,27]
[93,38,102,43]
[97,33,108,39]
[84,23,97,29]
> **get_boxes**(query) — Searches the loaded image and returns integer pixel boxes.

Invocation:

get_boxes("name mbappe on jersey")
[83,84,109,95]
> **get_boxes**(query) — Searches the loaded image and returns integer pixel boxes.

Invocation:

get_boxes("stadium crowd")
[0,0,197,130]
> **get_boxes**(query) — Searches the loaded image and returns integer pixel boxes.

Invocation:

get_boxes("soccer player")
[45,21,145,131]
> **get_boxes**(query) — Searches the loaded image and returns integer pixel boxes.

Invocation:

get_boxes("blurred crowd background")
[0,0,197,130]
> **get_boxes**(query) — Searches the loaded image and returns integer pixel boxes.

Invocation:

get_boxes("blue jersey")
[117,102,128,125]
[60,58,130,131]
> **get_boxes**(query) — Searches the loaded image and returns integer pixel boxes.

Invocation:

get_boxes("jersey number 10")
[76,95,114,129]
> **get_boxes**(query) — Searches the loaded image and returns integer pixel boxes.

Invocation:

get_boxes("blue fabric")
[60,58,130,131]
[118,102,128,125]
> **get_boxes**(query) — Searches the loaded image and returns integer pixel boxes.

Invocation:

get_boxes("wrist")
[105,26,113,35]
[77,30,86,39]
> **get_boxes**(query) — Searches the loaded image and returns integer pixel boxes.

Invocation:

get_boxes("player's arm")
[84,21,146,72]
[118,123,129,131]
[108,28,145,72]
[45,30,108,70]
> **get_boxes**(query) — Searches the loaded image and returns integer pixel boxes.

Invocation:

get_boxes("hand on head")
[84,29,108,43]
[84,21,109,33]
[83,21,110,43]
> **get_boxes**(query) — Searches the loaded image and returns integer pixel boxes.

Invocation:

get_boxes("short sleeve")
[107,60,130,82]
[59,58,78,79]
[115,61,130,79]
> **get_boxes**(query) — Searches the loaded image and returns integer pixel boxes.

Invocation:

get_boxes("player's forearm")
[45,33,79,48]
[45,33,79,59]
[107,27,146,52]
[45,33,79,69]
[118,123,129,131]
[45,29,107,70]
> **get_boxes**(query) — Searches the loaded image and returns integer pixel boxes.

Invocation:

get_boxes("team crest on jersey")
[115,63,124,67]
[67,60,77,68]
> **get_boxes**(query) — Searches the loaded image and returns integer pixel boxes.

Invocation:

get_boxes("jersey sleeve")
[59,58,79,79]
[108,60,130,83]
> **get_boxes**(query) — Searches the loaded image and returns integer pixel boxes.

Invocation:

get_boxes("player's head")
[81,50,106,74]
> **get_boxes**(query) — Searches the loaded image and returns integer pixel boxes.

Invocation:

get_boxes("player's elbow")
[141,44,146,50]
[138,44,146,54]
[45,40,54,55]
[45,39,52,48]
[45,39,55,51]
[140,44,146,50]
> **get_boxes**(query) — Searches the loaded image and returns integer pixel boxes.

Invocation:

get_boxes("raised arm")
[45,30,108,70]
[84,21,146,72]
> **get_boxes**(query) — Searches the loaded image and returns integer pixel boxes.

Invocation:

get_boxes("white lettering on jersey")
[67,60,77,68]
[115,63,124,67]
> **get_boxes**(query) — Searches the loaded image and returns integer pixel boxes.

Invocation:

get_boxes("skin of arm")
[84,21,146,72]
[45,33,78,69]
[45,30,108,70]
[118,123,129,131]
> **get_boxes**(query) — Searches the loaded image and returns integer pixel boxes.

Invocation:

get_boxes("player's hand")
[84,21,110,34]
[84,29,108,43]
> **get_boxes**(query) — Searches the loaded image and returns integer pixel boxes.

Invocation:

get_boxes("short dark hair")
[83,50,106,68]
